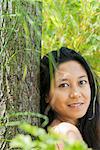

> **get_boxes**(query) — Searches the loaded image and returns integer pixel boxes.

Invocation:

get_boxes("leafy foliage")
[10,122,89,150]
[42,0,100,75]
[0,112,90,149]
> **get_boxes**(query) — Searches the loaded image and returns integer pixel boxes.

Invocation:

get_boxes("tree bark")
[0,0,42,149]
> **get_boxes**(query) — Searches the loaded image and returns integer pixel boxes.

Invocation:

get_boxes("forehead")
[54,60,87,79]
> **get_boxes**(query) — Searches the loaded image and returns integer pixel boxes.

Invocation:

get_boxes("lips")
[68,102,84,108]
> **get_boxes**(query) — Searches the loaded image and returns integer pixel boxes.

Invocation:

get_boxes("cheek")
[50,92,68,108]
[50,93,60,105]
[49,92,62,107]
[85,86,91,103]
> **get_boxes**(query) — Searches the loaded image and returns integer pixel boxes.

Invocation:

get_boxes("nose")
[69,89,81,99]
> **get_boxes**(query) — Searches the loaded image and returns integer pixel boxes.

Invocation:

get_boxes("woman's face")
[47,60,91,125]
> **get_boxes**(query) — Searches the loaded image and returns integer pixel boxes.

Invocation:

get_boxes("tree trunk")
[0,0,42,149]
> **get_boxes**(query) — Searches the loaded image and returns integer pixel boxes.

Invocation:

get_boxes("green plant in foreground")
[10,122,89,150]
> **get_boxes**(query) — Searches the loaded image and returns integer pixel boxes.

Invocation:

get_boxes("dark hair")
[40,47,100,149]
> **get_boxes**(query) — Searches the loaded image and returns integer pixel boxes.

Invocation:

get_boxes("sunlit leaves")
[10,122,88,150]
[42,0,99,75]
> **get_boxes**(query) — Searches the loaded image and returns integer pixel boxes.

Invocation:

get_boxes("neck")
[56,115,78,126]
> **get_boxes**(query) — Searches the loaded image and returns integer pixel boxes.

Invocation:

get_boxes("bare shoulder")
[52,122,80,133]
[51,122,83,142]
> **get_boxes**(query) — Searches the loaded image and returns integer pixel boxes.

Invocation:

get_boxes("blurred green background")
[42,0,100,76]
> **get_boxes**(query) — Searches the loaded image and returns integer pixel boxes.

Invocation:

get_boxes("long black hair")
[40,47,100,149]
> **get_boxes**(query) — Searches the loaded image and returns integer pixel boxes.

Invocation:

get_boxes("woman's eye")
[59,83,69,88]
[79,80,87,86]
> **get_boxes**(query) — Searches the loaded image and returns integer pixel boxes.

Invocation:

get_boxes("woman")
[40,47,100,150]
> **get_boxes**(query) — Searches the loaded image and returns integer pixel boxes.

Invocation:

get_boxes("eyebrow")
[79,75,87,79]
[56,75,87,83]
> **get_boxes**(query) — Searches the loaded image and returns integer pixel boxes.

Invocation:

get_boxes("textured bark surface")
[0,0,42,149]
